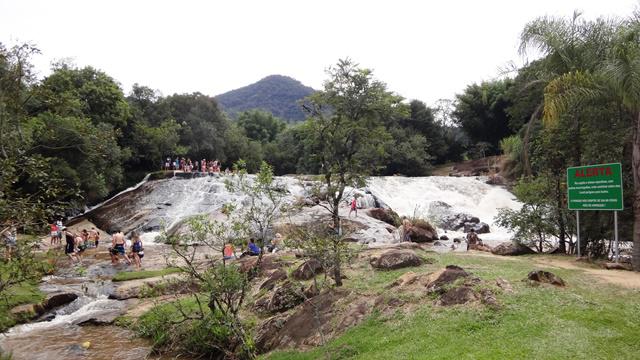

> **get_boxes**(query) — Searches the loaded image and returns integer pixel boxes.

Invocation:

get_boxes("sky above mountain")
[1,0,636,105]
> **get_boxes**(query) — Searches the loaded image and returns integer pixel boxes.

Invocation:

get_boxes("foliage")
[216,75,315,123]
[453,79,515,156]
[301,59,405,285]
[495,177,559,252]
[237,110,286,143]
[286,222,360,288]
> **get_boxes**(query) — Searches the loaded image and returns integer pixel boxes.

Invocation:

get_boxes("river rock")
[366,208,401,227]
[292,259,323,280]
[486,174,507,185]
[268,281,306,313]
[440,213,479,231]
[406,221,438,243]
[76,309,124,326]
[10,303,44,320]
[526,270,566,287]
[259,268,288,291]
[43,292,79,310]
[491,242,535,256]
[370,250,423,270]
[109,273,185,300]
[463,222,490,234]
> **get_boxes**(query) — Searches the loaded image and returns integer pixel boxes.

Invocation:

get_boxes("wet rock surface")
[366,208,401,227]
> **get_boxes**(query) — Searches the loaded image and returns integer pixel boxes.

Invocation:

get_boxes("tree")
[164,93,229,161]
[237,110,286,143]
[302,59,405,286]
[453,79,515,156]
[517,12,619,175]
[535,15,640,269]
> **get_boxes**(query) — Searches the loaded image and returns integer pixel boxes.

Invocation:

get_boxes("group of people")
[55,226,101,263]
[222,233,284,261]
[108,229,144,269]
[50,221,145,268]
[163,157,229,174]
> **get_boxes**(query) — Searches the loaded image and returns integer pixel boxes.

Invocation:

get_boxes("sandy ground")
[533,256,640,289]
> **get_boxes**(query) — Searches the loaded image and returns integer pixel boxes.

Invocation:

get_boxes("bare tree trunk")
[632,112,640,271]
[556,177,567,253]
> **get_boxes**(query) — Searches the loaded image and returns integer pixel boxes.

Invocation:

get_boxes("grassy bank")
[112,267,182,282]
[0,281,45,331]
[264,253,640,360]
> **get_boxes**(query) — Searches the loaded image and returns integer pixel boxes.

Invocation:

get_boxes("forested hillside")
[215,75,315,122]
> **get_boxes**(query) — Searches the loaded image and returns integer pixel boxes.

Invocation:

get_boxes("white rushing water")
[366,176,522,244]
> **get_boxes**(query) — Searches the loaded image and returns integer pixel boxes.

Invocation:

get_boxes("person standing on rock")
[349,197,358,217]
[110,229,131,265]
[129,232,144,269]
[466,228,491,252]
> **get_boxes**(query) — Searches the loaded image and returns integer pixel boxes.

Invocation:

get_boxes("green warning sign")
[567,163,623,211]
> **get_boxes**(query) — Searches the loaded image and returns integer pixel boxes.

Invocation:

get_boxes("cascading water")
[0,264,153,359]
[365,176,522,244]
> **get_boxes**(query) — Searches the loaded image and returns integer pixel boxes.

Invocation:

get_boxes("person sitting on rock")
[267,233,283,253]
[240,238,261,258]
[223,243,235,260]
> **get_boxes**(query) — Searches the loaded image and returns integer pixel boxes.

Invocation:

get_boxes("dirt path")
[534,257,640,289]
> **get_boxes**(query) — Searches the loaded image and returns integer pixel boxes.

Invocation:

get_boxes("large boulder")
[366,208,401,227]
[440,213,479,231]
[43,292,78,310]
[268,281,306,313]
[406,220,438,243]
[527,270,566,287]
[463,222,490,234]
[426,265,470,294]
[292,259,323,280]
[370,250,423,270]
[491,242,535,256]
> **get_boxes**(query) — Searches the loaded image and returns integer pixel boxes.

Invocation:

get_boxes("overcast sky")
[1,0,637,105]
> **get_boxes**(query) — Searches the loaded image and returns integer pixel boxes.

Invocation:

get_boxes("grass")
[0,281,45,331]
[112,267,182,282]
[263,252,640,360]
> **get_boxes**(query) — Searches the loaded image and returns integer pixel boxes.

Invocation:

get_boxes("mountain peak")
[216,75,315,123]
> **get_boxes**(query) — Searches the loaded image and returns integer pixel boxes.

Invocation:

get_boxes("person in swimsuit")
[129,232,144,269]
[62,227,78,262]
[110,229,131,265]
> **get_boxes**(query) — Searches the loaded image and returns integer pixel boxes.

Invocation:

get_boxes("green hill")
[216,75,315,123]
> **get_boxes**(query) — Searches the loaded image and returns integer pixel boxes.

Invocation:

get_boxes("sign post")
[567,163,623,261]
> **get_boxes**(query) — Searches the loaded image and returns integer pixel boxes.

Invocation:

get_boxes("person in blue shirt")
[241,238,261,258]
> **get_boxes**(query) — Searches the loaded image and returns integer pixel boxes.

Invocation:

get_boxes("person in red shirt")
[349,197,358,217]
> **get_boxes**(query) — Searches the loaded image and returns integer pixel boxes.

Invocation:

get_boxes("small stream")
[0,256,158,359]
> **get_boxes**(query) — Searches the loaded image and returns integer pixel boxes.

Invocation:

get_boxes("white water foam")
[366,176,522,244]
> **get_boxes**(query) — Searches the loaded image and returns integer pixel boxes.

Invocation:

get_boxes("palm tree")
[543,19,640,270]
[517,12,619,253]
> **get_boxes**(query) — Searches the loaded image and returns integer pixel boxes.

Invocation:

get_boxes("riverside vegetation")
[2,7,640,360]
